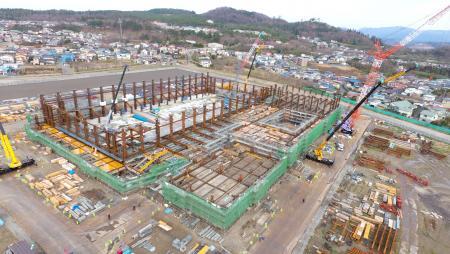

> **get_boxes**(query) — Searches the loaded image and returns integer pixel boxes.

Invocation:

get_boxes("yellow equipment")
[307,66,417,166]
[189,243,209,254]
[138,149,168,174]
[0,122,35,172]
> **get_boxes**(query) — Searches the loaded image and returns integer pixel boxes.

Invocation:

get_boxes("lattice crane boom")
[352,5,450,123]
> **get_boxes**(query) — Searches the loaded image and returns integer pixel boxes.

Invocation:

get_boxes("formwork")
[162,107,342,229]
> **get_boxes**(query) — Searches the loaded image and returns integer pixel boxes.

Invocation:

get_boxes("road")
[0,67,196,100]
[340,103,450,144]
[250,117,371,254]
[0,177,98,253]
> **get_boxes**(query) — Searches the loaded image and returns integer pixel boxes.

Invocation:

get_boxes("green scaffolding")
[341,97,450,135]
[162,107,343,229]
[24,118,189,193]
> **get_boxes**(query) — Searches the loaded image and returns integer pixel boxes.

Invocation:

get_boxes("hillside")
[0,8,376,48]
[203,7,287,25]
[203,7,374,48]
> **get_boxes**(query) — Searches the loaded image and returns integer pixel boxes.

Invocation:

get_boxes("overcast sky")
[2,0,449,30]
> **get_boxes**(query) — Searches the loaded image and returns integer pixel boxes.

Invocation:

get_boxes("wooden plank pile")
[364,135,411,158]
[29,169,84,207]
[347,247,368,254]
[387,146,411,158]
[237,124,293,148]
[372,128,394,137]
[420,140,447,160]
[363,135,389,150]
[357,155,386,171]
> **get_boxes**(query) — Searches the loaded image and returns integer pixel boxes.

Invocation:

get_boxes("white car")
[336,142,344,151]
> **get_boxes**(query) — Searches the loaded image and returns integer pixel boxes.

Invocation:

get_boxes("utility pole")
[118,18,123,43]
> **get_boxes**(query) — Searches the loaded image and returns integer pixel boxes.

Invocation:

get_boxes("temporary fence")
[25,116,189,193]
[341,97,450,135]
[162,107,343,229]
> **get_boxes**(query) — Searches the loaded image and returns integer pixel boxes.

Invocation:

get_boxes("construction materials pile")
[326,174,401,254]
[420,140,447,160]
[363,135,411,158]
[363,135,389,150]
[387,145,411,158]
[356,154,386,171]
[396,168,429,186]
[27,165,83,207]
[372,128,394,137]
[64,195,106,224]
[25,158,106,224]
[235,124,293,149]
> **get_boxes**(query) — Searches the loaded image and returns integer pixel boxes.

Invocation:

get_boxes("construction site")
[24,70,341,231]
[304,120,450,254]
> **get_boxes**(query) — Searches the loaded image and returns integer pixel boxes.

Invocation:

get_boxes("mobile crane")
[306,65,417,165]
[0,122,35,174]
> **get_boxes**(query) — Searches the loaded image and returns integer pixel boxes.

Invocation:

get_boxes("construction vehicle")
[306,66,416,165]
[0,122,35,173]
[351,5,449,123]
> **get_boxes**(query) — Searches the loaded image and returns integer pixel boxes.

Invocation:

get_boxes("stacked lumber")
[363,135,389,150]
[420,140,447,160]
[387,146,411,158]
[29,169,84,206]
[236,124,293,148]
[372,128,394,137]
[357,155,385,171]
[347,247,368,254]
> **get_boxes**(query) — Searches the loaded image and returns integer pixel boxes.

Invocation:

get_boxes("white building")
[198,56,211,68]
[423,94,436,102]
[419,109,447,122]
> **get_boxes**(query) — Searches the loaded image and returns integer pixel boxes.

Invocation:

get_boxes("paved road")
[0,177,98,254]
[251,117,371,254]
[0,67,196,100]
[352,105,450,144]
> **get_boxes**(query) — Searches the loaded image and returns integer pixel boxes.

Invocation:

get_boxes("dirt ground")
[303,121,450,254]
[1,121,225,254]
[0,227,17,251]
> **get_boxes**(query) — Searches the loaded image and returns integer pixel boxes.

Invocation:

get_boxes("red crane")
[351,5,450,124]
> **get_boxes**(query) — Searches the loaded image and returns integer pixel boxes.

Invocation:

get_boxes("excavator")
[306,65,417,166]
[0,122,35,174]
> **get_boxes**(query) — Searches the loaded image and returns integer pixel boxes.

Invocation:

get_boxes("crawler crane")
[306,65,417,165]
[0,122,35,174]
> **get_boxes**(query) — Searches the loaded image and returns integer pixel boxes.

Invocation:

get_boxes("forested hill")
[0,7,376,47]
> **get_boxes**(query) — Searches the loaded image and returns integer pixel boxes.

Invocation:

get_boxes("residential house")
[389,100,416,117]
[198,56,211,68]
[422,94,436,102]
[419,109,447,123]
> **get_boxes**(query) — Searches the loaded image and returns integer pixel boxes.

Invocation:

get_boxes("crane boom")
[234,32,265,84]
[106,65,128,127]
[0,122,21,168]
[353,5,449,122]
[327,66,416,142]
[308,65,416,165]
